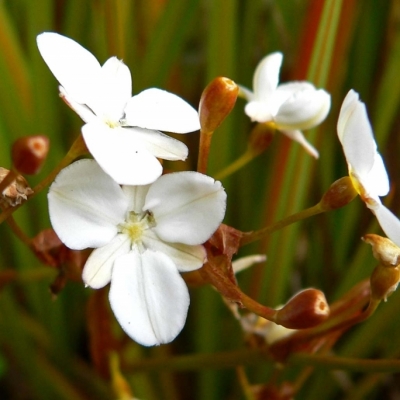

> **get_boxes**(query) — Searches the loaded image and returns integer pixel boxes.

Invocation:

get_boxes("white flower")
[48,159,226,346]
[337,89,400,247]
[37,32,200,186]
[239,52,331,158]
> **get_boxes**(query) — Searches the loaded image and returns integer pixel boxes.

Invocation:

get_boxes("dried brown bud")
[370,263,400,301]
[0,167,33,208]
[275,289,330,329]
[199,77,238,133]
[320,176,358,211]
[248,123,275,155]
[12,135,50,175]
[362,234,400,267]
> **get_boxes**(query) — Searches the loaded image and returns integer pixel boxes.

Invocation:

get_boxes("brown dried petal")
[0,167,33,208]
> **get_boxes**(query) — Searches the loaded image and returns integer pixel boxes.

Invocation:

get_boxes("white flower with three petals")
[337,89,400,247]
[239,52,331,158]
[48,159,226,346]
[37,32,200,185]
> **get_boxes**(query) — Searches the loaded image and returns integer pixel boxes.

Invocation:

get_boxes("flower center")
[105,119,120,129]
[118,211,155,244]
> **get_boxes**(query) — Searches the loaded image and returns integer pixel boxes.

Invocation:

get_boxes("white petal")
[374,205,400,248]
[48,159,128,250]
[124,88,200,133]
[366,153,390,197]
[122,185,150,213]
[337,89,360,142]
[281,129,319,159]
[244,101,273,123]
[59,86,97,123]
[82,234,131,289]
[272,82,317,116]
[37,32,101,105]
[109,249,190,346]
[142,229,206,271]
[88,57,132,121]
[274,88,331,130]
[237,84,255,101]
[82,122,163,185]
[337,90,377,176]
[124,127,188,161]
[144,172,227,245]
[253,52,282,102]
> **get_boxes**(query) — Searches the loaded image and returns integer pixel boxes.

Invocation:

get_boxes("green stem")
[126,348,270,373]
[240,203,324,246]
[214,148,259,180]
[6,215,32,248]
[236,366,257,400]
[289,353,400,373]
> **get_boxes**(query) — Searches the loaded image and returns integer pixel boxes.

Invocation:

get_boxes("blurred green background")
[1,0,400,399]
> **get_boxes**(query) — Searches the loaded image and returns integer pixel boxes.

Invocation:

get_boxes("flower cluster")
[38,32,400,349]
[38,32,226,346]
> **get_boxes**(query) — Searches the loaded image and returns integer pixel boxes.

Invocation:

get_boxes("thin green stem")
[236,366,257,400]
[289,353,400,373]
[240,203,324,246]
[214,148,259,180]
[126,348,270,373]
[6,215,32,248]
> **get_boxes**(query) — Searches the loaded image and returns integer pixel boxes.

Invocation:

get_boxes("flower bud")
[320,176,358,211]
[12,135,50,174]
[275,289,329,329]
[248,123,275,155]
[370,264,400,301]
[0,167,33,208]
[362,234,400,267]
[199,77,238,133]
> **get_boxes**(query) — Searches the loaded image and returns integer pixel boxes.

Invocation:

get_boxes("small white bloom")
[37,32,200,185]
[337,89,400,247]
[48,159,226,346]
[239,52,331,158]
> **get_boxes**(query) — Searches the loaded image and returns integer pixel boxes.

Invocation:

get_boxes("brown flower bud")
[0,167,33,208]
[362,234,400,267]
[370,264,400,301]
[199,77,238,133]
[12,135,50,175]
[248,123,274,155]
[320,176,358,211]
[275,289,330,329]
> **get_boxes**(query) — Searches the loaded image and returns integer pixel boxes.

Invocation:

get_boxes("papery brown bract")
[32,228,88,297]
[370,264,400,301]
[0,167,33,208]
[363,234,400,267]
